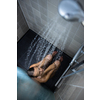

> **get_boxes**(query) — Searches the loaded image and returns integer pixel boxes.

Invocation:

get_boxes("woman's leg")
[43,56,63,76]
[29,51,57,69]
[38,51,57,68]
[33,69,55,83]
[29,61,41,68]
[50,60,62,78]
[40,57,63,83]
[34,57,63,83]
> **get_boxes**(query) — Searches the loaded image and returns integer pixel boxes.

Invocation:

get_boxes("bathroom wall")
[18,0,84,57]
[17,1,29,42]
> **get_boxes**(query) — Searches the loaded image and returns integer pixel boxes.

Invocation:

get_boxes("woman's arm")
[29,61,41,68]
[33,69,54,83]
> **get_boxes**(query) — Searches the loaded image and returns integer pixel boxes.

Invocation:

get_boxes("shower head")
[58,0,84,22]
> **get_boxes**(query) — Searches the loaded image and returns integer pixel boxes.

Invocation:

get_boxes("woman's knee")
[45,54,53,61]
[54,60,61,67]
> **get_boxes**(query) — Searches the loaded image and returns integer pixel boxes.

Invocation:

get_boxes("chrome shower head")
[58,0,84,22]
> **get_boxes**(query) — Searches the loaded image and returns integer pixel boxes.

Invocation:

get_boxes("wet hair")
[27,67,37,78]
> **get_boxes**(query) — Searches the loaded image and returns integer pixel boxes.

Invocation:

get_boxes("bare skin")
[29,51,63,83]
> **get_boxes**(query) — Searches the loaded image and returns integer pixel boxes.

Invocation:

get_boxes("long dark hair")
[27,67,35,77]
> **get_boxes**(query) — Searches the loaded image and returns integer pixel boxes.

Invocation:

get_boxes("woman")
[27,51,63,83]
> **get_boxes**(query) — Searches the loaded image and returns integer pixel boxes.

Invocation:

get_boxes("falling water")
[25,16,65,70]
[24,18,54,68]
[61,23,73,51]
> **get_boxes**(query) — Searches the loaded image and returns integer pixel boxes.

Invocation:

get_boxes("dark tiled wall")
[18,0,84,57]
[17,2,29,41]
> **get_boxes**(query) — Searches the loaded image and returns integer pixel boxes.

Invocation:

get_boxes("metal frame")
[62,68,84,79]
[55,44,84,87]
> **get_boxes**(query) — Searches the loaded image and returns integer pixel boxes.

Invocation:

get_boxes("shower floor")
[17,29,72,92]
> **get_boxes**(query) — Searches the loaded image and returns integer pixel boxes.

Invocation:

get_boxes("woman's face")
[33,67,44,76]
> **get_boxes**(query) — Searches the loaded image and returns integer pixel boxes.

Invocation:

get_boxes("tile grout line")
[57,92,63,100]
[37,0,42,23]
[75,89,83,100]
[18,1,30,29]
[63,23,73,52]
[47,0,58,8]
[73,24,81,38]
[58,84,69,99]
[70,24,81,48]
